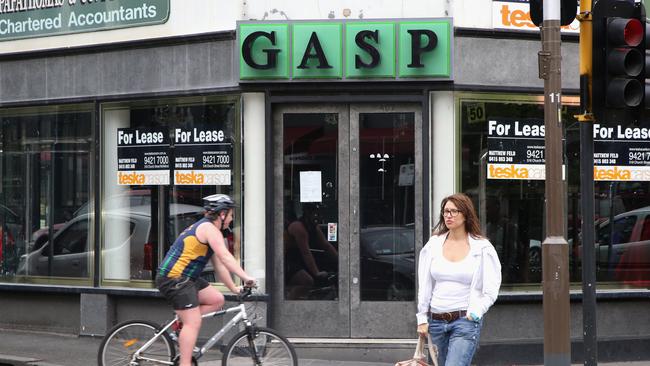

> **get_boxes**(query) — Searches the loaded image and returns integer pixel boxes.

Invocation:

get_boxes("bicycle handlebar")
[238,283,257,301]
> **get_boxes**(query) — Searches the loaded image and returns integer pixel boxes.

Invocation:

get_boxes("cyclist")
[156,194,256,366]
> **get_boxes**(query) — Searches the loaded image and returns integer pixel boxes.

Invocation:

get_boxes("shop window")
[459,95,580,288]
[101,96,240,287]
[0,104,93,282]
[459,94,650,289]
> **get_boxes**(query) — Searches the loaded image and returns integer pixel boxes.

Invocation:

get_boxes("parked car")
[591,206,650,284]
[359,226,415,301]
[29,189,153,253]
[17,203,204,279]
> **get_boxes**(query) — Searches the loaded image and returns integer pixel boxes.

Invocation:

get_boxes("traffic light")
[530,0,578,27]
[592,0,648,124]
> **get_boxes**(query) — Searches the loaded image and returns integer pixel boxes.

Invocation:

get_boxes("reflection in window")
[0,105,93,281]
[359,112,415,301]
[594,200,650,286]
[283,113,339,300]
[101,97,240,285]
[461,96,650,289]
[460,98,580,286]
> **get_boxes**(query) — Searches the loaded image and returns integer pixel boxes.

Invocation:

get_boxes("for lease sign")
[117,127,170,186]
[593,123,650,181]
[173,126,232,186]
[487,119,547,180]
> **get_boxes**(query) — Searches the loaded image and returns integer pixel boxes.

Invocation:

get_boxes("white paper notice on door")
[299,171,322,202]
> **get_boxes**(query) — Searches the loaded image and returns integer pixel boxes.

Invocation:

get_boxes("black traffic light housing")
[530,0,578,27]
[592,0,648,124]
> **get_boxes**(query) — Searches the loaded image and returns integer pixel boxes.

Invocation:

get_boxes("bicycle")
[97,285,297,365]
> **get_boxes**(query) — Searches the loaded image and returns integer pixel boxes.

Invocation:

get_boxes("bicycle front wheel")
[222,327,297,366]
[98,320,176,366]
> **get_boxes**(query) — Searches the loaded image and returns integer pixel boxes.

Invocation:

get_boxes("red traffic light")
[608,18,643,46]
[591,0,647,123]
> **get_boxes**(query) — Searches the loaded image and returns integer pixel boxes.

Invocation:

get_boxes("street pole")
[539,0,571,365]
[576,0,597,364]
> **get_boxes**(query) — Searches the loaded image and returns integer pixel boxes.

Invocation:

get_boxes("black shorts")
[156,276,210,310]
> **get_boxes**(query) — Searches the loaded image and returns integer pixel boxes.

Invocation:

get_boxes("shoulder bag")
[394,334,438,366]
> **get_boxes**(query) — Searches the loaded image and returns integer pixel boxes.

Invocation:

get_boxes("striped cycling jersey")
[158,217,214,279]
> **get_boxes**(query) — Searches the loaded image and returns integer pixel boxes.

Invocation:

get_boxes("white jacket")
[416,233,502,325]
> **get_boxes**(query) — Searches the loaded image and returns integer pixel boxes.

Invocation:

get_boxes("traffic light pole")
[576,1,598,365]
[539,1,571,365]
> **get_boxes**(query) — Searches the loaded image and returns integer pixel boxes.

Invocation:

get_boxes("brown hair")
[432,193,484,239]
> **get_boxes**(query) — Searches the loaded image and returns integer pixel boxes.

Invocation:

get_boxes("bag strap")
[413,335,426,359]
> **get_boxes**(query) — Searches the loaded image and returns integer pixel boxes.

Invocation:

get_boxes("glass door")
[350,104,422,337]
[273,104,350,337]
[272,103,422,338]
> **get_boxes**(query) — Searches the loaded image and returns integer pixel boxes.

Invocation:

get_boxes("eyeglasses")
[442,209,461,217]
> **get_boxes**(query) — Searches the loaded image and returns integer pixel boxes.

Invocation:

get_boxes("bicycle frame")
[130,303,252,365]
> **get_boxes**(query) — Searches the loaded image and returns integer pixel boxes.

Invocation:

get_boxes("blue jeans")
[428,317,482,366]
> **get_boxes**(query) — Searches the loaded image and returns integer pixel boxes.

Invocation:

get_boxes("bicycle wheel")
[222,327,297,366]
[98,320,176,366]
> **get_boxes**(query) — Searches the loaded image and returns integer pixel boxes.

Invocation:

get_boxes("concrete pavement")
[0,328,647,366]
[0,328,395,366]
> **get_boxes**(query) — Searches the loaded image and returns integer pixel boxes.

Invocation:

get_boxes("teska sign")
[237,19,452,81]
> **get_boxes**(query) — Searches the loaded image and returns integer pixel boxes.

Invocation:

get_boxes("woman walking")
[416,193,501,366]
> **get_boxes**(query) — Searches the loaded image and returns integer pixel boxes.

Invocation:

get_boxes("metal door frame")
[272,104,351,337]
[271,102,424,338]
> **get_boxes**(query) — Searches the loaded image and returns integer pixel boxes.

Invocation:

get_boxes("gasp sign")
[238,20,452,80]
[243,29,435,70]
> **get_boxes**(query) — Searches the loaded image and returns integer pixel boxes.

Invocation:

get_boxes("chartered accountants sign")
[237,18,452,81]
[0,0,169,41]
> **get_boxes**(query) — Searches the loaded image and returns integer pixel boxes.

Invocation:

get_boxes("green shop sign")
[0,0,170,41]
[238,19,452,81]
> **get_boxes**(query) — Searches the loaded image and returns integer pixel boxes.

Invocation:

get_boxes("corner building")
[0,1,648,364]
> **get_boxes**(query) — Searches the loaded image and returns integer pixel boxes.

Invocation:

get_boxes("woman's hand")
[417,323,428,336]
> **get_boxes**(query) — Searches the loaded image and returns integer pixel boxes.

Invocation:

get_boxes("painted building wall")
[1,0,577,53]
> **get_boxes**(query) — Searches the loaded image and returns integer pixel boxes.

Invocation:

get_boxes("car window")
[362,229,414,256]
[49,219,89,255]
[73,194,153,217]
[167,212,204,240]
[598,215,636,245]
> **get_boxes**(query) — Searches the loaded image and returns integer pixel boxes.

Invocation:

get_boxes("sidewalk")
[0,328,395,366]
[0,328,646,366]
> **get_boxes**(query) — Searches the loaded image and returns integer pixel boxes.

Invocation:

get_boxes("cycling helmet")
[203,194,236,214]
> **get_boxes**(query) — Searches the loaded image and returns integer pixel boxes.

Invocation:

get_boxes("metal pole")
[579,81,598,366]
[540,1,571,365]
[576,1,598,364]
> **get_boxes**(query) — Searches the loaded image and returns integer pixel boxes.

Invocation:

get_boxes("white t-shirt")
[429,253,478,313]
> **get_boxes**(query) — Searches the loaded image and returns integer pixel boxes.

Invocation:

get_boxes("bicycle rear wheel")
[98,320,175,366]
[222,327,297,366]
